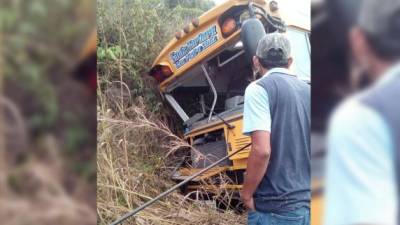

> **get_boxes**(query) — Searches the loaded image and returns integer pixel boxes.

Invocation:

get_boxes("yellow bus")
[149,0,319,224]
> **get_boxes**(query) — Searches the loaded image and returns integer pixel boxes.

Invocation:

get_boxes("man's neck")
[370,59,394,82]
[260,67,291,77]
[259,68,268,76]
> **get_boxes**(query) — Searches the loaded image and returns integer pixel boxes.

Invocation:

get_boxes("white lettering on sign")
[170,25,218,68]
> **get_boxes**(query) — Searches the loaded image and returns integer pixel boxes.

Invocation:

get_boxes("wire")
[109,142,251,225]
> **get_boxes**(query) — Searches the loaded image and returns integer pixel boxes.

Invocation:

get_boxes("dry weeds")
[97,91,245,225]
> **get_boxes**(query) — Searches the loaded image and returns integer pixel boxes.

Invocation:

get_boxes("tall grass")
[97,96,245,225]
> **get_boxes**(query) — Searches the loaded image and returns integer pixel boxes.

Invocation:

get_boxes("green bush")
[97,0,214,115]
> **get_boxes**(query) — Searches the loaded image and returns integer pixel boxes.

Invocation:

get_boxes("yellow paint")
[229,158,248,169]
[311,180,324,225]
[311,193,324,225]
[184,116,250,170]
[224,119,251,167]
[184,114,242,138]
[79,29,97,60]
[184,123,226,139]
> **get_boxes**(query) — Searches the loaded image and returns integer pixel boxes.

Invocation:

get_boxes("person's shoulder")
[329,93,387,135]
[245,79,265,96]
[330,95,365,124]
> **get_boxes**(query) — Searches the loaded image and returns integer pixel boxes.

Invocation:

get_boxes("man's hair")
[364,30,400,61]
[358,0,400,61]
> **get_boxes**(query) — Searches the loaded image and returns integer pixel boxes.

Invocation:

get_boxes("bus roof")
[150,0,310,91]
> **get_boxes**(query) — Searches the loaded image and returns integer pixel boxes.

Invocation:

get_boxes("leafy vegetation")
[97,0,213,115]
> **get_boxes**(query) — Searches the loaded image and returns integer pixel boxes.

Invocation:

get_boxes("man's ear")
[253,56,260,69]
[350,28,364,66]
[287,57,293,68]
[349,27,374,69]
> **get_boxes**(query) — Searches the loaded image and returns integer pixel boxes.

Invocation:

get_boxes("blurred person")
[0,0,97,224]
[74,29,97,95]
[240,33,311,225]
[324,0,400,224]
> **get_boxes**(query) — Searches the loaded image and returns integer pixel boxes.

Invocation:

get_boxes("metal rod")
[201,64,217,122]
[213,112,235,129]
[248,2,256,18]
[205,105,235,129]
[217,50,245,67]
[165,94,190,122]
[109,142,252,225]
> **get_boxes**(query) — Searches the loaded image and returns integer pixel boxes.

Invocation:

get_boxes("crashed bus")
[149,0,317,223]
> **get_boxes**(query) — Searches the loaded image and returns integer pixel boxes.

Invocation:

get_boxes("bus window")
[286,28,311,82]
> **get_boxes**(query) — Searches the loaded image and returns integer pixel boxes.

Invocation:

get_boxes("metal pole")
[0,33,5,194]
[109,142,251,225]
[201,64,217,122]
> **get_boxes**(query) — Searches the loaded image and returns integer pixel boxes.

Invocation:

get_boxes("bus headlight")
[149,65,173,83]
[221,17,237,37]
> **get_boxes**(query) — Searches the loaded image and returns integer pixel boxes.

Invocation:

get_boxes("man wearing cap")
[324,0,400,224]
[240,32,311,225]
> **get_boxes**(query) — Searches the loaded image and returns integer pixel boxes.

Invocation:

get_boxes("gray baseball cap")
[256,32,291,65]
[358,0,400,58]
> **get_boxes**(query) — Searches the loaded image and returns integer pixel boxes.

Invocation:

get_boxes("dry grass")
[96,90,245,225]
